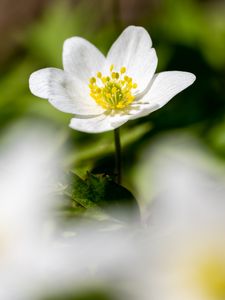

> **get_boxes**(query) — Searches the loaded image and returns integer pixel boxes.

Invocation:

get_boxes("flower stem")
[114,128,122,185]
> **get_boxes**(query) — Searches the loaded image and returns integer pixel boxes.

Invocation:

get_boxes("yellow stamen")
[120,67,126,74]
[90,77,96,84]
[88,65,137,110]
[112,72,117,79]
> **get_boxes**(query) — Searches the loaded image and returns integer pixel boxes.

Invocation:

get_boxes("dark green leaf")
[65,172,140,223]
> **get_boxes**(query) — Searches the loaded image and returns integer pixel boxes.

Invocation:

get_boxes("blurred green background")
[0,0,225,184]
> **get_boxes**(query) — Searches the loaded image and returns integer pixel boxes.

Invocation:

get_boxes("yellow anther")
[112,72,117,79]
[120,67,126,74]
[97,72,102,78]
[90,77,96,84]
[128,82,133,89]
[88,65,136,110]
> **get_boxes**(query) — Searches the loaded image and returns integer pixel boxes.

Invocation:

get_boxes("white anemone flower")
[29,26,196,133]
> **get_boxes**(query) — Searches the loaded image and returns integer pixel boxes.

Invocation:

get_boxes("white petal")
[69,113,129,133]
[130,71,196,120]
[63,37,106,83]
[29,68,64,99]
[128,103,161,120]
[29,68,104,115]
[107,26,157,93]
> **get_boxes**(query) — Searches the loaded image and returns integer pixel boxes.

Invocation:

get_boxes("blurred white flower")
[3,127,224,300]
[0,126,135,300]
[133,134,225,300]
[0,128,63,300]
[29,26,195,133]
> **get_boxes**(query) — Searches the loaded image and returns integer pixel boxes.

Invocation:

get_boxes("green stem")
[114,128,122,184]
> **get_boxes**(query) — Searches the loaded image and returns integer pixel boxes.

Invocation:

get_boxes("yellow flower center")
[196,256,225,299]
[89,65,138,110]
[181,246,225,300]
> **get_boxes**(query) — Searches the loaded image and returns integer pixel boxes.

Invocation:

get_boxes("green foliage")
[207,118,225,158]
[44,289,113,300]
[150,0,225,70]
[26,1,101,67]
[65,123,152,172]
[64,172,140,223]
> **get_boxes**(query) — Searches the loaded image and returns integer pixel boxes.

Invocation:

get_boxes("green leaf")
[65,173,98,209]
[65,172,140,222]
